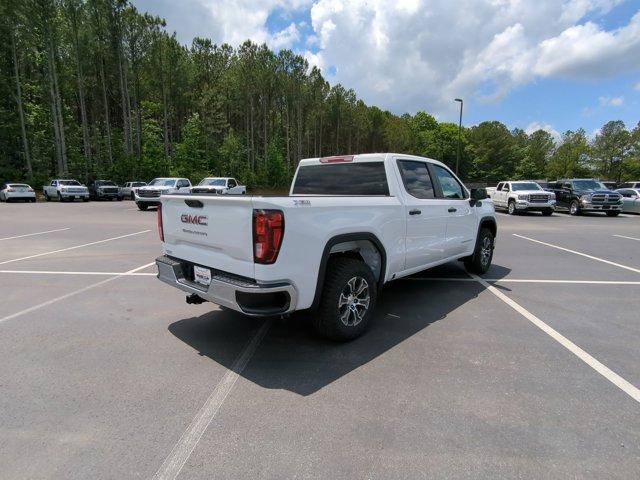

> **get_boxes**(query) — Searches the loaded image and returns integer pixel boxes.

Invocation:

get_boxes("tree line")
[1,0,639,191]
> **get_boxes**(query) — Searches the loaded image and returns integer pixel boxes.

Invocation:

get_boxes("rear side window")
[433,165,466,199]
[292,162,389,195]
[397,160,435,199]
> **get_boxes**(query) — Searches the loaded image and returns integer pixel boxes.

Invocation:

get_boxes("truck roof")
[298,153,447,168]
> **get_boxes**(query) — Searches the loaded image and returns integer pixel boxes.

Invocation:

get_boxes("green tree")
[546,129,591,179]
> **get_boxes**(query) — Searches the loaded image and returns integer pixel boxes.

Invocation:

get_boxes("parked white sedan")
[0,183,36,202]
[616,188,640,214]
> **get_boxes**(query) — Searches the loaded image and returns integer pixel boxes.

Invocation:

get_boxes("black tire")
[569,200,581,216]
[137,202,148,211]
[464,227,494,275]
[31,198,36,203]
[130,192,135,200]
[507,200,517,215]
[58,193,65,202]
[606,211,620,217]
[313,257,377,342]
[44,192,50,202]
[542,208,553,216]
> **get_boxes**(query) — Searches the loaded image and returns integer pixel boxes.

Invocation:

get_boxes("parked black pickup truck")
[547,179,623,216]
[89,180,122,201]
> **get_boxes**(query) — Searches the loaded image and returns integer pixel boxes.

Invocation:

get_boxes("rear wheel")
[314,257,377,342]
[606,211,620,217]
[137,202,148,211]
[569,200,581,215]
[464,227,494,275]
[542,208,553,216]
[507,200,516,215]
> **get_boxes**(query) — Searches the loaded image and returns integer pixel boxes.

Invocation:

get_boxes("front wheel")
[542,208,553,216]
[137,202,148,211]
[507,201,516,215]
[464,227,494,275]
[606,211,620,217]
[569,200,581,216]
[314,257,377,342]
[130,192,135,200]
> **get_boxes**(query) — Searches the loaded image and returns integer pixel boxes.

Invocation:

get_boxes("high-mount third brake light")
[319,155,354,163]
[253,209,284,264]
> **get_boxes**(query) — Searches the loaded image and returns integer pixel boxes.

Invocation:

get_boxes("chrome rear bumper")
[156,255,297,316]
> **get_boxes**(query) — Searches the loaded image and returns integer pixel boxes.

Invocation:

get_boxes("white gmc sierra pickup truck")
[156,153,497,341]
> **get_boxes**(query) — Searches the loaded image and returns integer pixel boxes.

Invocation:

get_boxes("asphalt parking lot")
[1,201,639,479]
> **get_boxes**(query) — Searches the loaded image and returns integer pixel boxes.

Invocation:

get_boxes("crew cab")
[89,180,122,201]
[548,179,623,216]
[135,177,191,210]
[156,153,497,341]
[490,180,555,215]
[191,177,246,195]
[121,181,147,200]
[43,179,89,202]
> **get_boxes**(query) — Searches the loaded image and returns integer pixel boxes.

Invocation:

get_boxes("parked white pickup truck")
[489,181,556,215]
[191,177,246,195]
[135,177,192,210]
[156,154,497,340]
[43,179,89,202]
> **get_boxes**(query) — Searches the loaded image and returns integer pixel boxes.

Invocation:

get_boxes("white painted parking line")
[513,233,640,274]
[614,234,640,242]
[470,274,640,404]
[0,269,155,276]
[0,262,155,326]
[0,230,151,266]
[0,227,70,241]
[152,319,272,480]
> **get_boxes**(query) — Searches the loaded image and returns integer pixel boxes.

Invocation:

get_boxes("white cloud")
[599,95,624,106]
[270,23,301,50]
[309,1,640,117]
[525,122,562,143]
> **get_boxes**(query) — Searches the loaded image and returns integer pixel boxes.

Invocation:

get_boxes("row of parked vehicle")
[486,179,640,216]
[0,176,246,205]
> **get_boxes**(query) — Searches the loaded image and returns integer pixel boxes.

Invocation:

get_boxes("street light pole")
[454,98,463,175]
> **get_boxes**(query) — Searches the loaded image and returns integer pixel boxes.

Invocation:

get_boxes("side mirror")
[471,188,488,200]
[469,188,487,206]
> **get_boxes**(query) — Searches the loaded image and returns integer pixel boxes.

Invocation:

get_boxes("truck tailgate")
[160,194,255,278]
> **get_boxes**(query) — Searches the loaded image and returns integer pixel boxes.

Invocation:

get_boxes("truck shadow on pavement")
[168,262,511,396]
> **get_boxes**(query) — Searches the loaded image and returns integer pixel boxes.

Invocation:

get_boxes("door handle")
[409,209,421,215]
[448,207,457,213]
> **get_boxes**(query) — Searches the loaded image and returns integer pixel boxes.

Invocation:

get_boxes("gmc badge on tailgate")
[181,214,208,226]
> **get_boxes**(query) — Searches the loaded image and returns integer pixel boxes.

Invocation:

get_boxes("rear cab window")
[292,162,389,195]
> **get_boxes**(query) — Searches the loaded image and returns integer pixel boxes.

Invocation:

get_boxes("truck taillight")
[157,204,164,242]
[253,209,284,264]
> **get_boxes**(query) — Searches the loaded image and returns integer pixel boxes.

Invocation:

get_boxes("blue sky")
[133,0,640,140]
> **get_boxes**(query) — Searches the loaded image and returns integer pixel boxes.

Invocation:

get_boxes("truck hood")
[139,186,173,192]
[575,188,618,195]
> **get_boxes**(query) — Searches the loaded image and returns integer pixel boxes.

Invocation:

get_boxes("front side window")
[397,160,435,199]
[228,180,237,188]
[433,165,465,199]
[200,179,226,186]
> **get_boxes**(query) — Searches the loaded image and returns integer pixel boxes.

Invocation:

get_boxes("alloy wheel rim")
[480,236,492,267]
[338,276,370,327]
[509,203,514,214]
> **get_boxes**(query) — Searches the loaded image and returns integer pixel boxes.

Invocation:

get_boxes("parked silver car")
[615,188,640,214]
[0,183,36,202]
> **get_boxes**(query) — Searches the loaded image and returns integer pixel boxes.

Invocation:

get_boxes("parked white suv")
[490,181,555,215]
[43,179,89,202]
[135,178,191,210]
[156,153,497,341]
